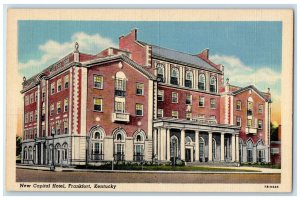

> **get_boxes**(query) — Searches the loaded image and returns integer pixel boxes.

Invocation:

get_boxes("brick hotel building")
[21,29,272,166]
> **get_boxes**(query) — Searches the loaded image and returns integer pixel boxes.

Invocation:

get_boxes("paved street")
[16,168,280,183]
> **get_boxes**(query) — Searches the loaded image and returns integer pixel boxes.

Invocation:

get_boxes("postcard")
[5,8,293,192]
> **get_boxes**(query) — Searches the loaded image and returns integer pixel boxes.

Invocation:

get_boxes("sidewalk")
[16,164,281,174]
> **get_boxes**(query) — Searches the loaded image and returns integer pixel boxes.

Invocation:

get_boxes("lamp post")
[50,127,56,171]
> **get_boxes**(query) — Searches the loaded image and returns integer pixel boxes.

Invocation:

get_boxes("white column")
[231,134,236,162]
[157,128,161,161]
[166,63,170,84]
[221,133,225,161]
[235,134,239,162]
[35,144,38,164]
[180,129,185,160]
[41,143,43,165]
[195,131,199,161]
[166,129,170,161]
[208,132,213,161]
[153,129,157,159]
[160,128,166,161]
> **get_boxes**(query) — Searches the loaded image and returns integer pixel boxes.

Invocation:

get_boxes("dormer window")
[157,63,165,82]
[185,71,193,88]
[198,73,206,91]
[210,76,217,93]
[170,67,179,85]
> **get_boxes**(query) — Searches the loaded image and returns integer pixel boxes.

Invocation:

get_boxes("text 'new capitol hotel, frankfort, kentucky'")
[21,29,272,167]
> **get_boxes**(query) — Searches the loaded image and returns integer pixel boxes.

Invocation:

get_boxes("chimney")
[225,78,230,92]
[74,42,80,62]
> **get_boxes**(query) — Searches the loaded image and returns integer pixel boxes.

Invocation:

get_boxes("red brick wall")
[47,71,71,136]
[23,88,38,139]
[86,61,149,137]
[233,90,266,143]
[157,85,221,122]
[119,29,148,66]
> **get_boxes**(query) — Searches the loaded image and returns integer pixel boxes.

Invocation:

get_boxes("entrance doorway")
[185,149,191,162]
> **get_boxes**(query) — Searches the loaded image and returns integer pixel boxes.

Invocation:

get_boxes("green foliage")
[16,136,22,156]
[270,122,279,141]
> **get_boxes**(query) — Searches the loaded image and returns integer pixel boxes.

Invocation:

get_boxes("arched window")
[170,67,179,85]
[28,146,33,160]
[170,136,179,159]
[23,147,28,160]
[246,140,253,163]
[185,71,193,88]
[115,71,126,97]
[198,73,206,91]
[185,136,192,145]
[62,143,68,161]
[113,129,126,161]
[210,76,217,93]
[199,137,205,162]
[212,138,217,160]
[55,143,61,164]
[256,140,265,163]
[156,63,165,82]
[90,127,105,161]
[133,130,145,161]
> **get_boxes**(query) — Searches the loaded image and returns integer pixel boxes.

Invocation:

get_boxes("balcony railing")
[115,90,126,97]
[192,117,217,125]
[114,153,125,161]
[90,153,104,161]
[245,127,257,135]
[112,112,130,123]
[133,155,144,162]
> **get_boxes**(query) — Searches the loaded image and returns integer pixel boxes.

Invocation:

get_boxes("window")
[136,104,143,116]
[258,119,263,129]
[62,143,68,160]
[91,128,105,160]
[114,101,125,113]
[199,97,205,107]
[64,75,69,89]
[198,73,206,91]
[64,120,68,134]
[25,113,28,123]
[186,94,192,105]
[247,97,253,116]
[64,98,68,112]
[25,96,29,106]
[210,76,217,93]
[158,90,164,101]
[94,98,103,112]
[236,100,242,110]
[246,140,253,162]
[115,78,126,96]
[157,63,165,82]
[93,75,103,89]
[57,101,61,113]
[236,116,241,127]
[186,112,192,120]
[136,83,144,95]
[199,137,205,162]
[172,111,178,119]
[57,79,62,92]
[212,138,217,159]
[30,112,33,122]
[258,104,263,113]
[35,91,38,102]
[114,130,125,161]
[210,98,216,109]
[157,109,163,118]
[51,83,55,95]
[30,94,34,104]
[170,136,179,158]
[185,71,193,88]
[35,110,38,121]
[170,67,179,85]
[247,119,252,127]
[56,122,61,135]
[172,92,178,103]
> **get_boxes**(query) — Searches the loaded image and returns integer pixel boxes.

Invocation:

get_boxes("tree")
[270,122,279,141]
[16,136,22,156]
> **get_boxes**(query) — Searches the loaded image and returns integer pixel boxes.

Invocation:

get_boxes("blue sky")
[18,21,282,123]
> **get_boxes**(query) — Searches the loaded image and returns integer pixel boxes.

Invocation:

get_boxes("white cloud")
[210,54,281,87]
[19,32,117,72]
